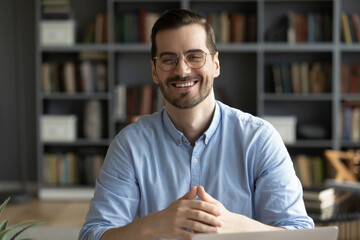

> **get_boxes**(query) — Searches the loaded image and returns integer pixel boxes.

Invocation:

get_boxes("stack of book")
[41,0,72,20]
[303,187,336,220]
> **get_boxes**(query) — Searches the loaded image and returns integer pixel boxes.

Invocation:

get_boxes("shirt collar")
[162,101,221,146]
[203,101,221,145]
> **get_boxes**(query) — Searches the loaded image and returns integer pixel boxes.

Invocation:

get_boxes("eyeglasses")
[153,50,212,72]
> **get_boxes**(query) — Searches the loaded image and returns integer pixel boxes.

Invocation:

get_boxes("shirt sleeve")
[78,134,140,240]
[253,124,314,229]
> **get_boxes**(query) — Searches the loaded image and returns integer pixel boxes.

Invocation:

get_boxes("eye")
[186,52,204,62]
[160,55,177,65]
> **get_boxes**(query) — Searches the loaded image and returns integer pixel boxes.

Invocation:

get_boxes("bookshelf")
[36,0,360,199]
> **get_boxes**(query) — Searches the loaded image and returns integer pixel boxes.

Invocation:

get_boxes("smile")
[173,81,197,88]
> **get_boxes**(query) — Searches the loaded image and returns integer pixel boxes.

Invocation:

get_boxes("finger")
[187,199,221,217]
[182,218,219,234]
[197,186,217,203]
[187,209,223,227]
[180,186,198,200]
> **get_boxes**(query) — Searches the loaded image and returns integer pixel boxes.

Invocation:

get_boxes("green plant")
[0,197,45,240]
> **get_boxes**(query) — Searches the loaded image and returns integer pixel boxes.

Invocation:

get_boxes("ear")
[213,51,220,78]
[151,59,159,84]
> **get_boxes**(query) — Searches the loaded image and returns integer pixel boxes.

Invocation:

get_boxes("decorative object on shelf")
[325,150,360,182]
[297,123,328,140]
[84,100,102,140]
[263,116,297,144]
[41,115,77,142]
[40,20,76,46]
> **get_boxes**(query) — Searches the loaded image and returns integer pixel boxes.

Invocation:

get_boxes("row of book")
[42,52,107,93]
[82,13,108,43]
[341,63,360,94]
[205,12,256,43]
[287,12,332,43]
[114,10,256,43]
[41,0,72,20]
[341,102,360,141]
[266,11,331,42]
[115,10,160,43]
[114,84,165,121]
[271,61,331,94]
[293,154,325,188]
[43,152,104,186]
[341,12,360,44]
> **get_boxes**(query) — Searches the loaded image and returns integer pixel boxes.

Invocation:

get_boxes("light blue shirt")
[79,101,314,240]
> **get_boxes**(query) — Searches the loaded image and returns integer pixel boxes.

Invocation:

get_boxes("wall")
[0,0,36,186]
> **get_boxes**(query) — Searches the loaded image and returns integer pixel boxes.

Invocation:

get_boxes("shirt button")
[177,139,181,145]
[193,158,198,164]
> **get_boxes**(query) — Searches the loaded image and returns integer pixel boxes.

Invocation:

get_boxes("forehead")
[155,24,208,53]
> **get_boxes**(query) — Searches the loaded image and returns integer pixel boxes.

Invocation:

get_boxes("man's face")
[151,24,220,109]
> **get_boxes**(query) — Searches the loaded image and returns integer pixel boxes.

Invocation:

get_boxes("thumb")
[197,186,217,203]
[180,186,198,200]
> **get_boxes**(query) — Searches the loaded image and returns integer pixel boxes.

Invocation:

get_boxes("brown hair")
[151,9,217,60]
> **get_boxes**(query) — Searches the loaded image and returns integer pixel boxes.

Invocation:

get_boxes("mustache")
[166,75,202,84]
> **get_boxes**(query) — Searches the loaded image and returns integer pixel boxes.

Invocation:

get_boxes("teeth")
[175,82,195,88]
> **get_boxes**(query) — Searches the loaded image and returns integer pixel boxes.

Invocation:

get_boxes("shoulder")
[217,101,274,132]
[114,110,164,144]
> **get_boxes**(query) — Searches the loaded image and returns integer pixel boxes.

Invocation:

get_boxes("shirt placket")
[190,140,205,188]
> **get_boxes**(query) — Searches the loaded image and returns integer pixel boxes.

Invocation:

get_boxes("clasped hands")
[144,185,246,240]
[102,185,279,240]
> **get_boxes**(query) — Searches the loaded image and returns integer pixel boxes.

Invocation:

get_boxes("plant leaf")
[0,220,8,232]
[0,220,39,239]
[0,197,10,217]
[10,221,45,240]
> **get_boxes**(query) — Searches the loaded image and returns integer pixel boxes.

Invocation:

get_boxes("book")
[295,154,312,188]
[145,12,160,43]
[291,62,301,93]
[139,85,154,115]
[300,62,310,93]
[351,106,360,141]
[63,61,76,93]
[114,84,127,120]
[304,197,335,210]
[307,12,315,43]
[303,187,335,202]
[95,13,108,43]
[96,62,107,92]
[309,62,325,93]
[287,11,295,43]
[231,13,246,43]
[42,62,51,93]
[80,61,94,93]
[342,12,352,44]
[280,63,292,93]
[220,11,230,43]
[247,13,256,42]
[272,64,283,93]
[314,13,323,42]
[351,13,360,43]
[341,63,350,93]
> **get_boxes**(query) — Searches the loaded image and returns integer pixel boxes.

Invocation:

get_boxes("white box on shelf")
[263,116,297,144]
[40,20,75,46]
[41,115,77,142]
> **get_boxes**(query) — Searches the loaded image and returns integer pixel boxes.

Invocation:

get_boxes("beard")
[157,75,213,109]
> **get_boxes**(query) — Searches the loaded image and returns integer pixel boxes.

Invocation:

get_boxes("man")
[79,9,314,240]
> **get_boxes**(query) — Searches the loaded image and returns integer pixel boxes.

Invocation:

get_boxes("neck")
[166,90,216,146]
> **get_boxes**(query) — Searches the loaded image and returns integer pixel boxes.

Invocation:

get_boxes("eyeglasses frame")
[153,49,214,72]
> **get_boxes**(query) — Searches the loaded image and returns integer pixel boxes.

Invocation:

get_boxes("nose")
[173,55,191,75]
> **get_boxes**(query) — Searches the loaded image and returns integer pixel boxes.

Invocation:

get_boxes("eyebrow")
[158,49,205,57]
